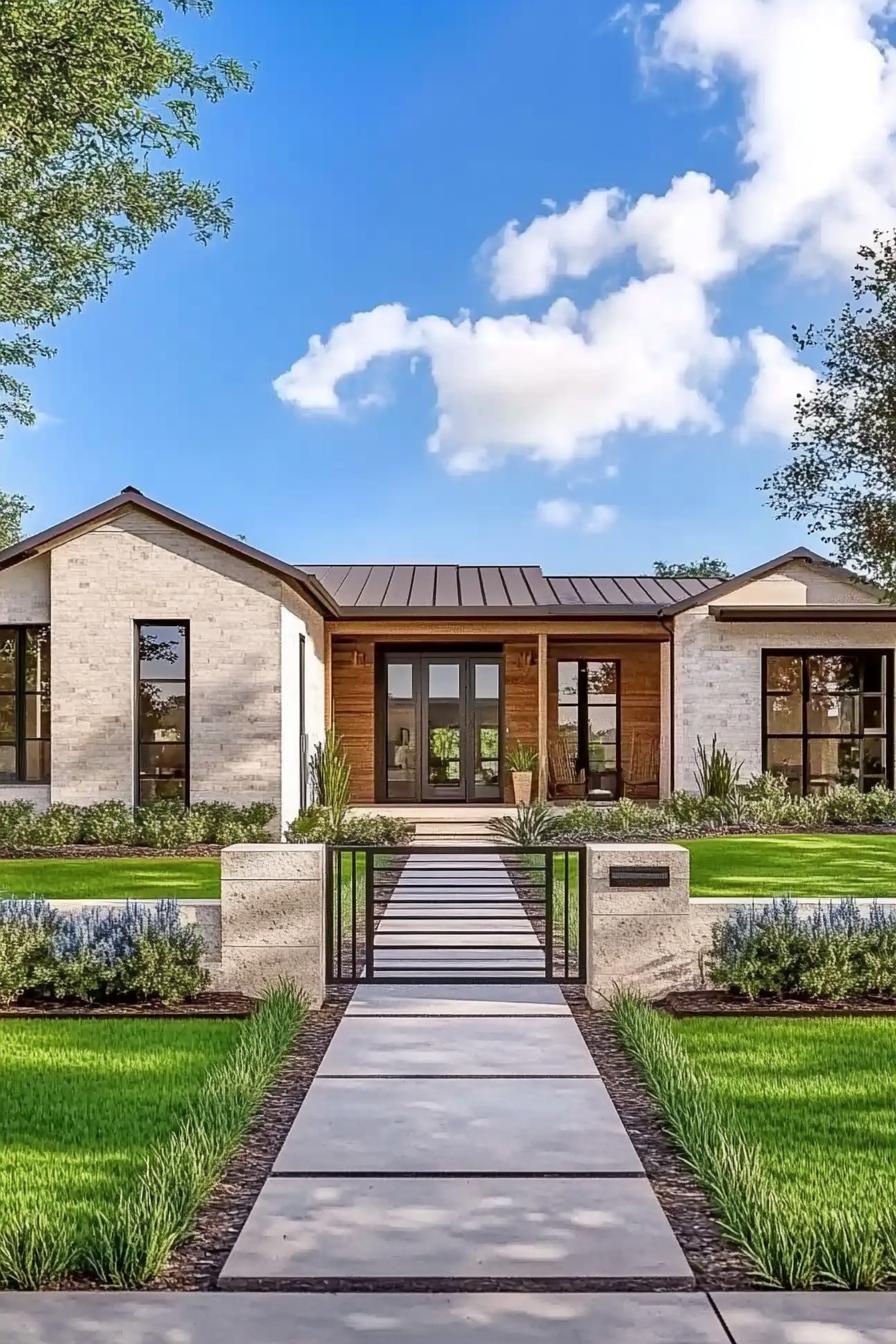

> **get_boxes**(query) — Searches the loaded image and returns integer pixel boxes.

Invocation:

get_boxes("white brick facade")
[0,507,325,830]
[673,562,894,790]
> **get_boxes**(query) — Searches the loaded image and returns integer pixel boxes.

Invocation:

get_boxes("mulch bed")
[153,986,352,1292]
[0,991,255,1018]
[660,989,896,1017]
[562,985,757,1292]
[0,844,221,859]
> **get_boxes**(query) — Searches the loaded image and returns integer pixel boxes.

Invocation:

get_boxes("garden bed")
[660,989,896,1016]
[0,845,221,859]
[0,990,255,1018]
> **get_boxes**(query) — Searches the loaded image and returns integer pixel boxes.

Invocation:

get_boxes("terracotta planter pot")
[511,770,533,806]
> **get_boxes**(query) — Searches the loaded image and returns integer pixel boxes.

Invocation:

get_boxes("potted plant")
[507,741,538,806]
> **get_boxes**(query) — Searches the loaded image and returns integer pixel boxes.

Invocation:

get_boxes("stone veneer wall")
[585,842,896,1002]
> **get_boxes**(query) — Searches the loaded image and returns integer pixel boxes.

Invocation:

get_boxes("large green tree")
[0,490,32,547]
[764,230,896,598]
[653,558,732,579]
[0,0,250,431]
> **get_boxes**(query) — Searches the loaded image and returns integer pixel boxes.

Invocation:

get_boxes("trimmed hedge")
[709,896,896,1000]
[0,899,207,1006]
[0,799,276,849]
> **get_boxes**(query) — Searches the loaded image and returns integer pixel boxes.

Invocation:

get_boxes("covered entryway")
[326,844,585,984]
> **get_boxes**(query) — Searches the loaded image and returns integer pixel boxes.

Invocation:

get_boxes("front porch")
[328,625,671,806]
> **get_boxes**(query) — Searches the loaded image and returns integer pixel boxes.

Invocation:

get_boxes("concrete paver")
[345,982,569,1014]
[0,1292,731,1343]
[317,1014,599,1075]
[272,1076,643,1173]
[219,1175,693,1282]
[713,1291,896,1343]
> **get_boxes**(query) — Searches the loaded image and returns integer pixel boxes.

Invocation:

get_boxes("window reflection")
[137,623,188,803]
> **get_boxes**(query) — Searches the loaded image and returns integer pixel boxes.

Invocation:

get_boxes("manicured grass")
[671,1015,896,1230]
[613,992,896,1288]
[683,833,896,898]
[0,1018,240,1280]
[0,857,220,901]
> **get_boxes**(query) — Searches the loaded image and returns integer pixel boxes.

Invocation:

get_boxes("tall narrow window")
[764,650,891,794]
[0,626,50,783]
[556,659,619,799]
[137,623,189,803]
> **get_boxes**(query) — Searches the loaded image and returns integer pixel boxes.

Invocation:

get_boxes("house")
[0,485,892,829]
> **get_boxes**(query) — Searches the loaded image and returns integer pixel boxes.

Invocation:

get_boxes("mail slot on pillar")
[608,865,671,889]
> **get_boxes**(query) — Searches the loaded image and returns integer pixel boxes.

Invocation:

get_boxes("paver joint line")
[269,1170,650,1179]
[707,1294,739,1344]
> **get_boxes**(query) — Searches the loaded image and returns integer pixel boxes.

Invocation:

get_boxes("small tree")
[653,558,731,578]
[763,230,896,599]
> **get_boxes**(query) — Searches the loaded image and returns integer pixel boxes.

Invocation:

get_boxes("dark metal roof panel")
[335,565,373,606]
[480,567,509,606]
[522,566,556,604]
[458,567,486,606]
[501,566,535,606]
[435,566,460,606]
[408,565,436,607]
[357,565,393,607]
[383,565,414,607]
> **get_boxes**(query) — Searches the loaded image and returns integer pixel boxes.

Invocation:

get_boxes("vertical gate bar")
[544,849,553,980]
[354,849,360,978]
[337,849,343,981]
[564,849,570,980]
[365,848,376,980]
[325,845,334,983]
[578,847,587,981]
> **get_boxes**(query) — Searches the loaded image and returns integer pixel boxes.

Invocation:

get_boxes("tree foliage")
[653,557,732,578]
[0,0,250,432]
[763,230,896,599]
[0,491,33,548]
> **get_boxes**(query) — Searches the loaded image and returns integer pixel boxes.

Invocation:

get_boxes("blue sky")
[8,0,892,574]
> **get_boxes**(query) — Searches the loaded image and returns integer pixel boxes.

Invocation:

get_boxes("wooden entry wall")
[329,632,664,804]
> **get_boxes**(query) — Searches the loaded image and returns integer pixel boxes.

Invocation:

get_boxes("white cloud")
[490,189,624,301]
[740,328,816,441]
[604,463,620,478]
[489,0,896,300]
[274,273,733,472]
[537,499,619,533]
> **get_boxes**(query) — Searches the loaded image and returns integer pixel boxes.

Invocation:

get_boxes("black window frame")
[761,648,894,795]
[135,621,190,806]
[556,657,621,799]
[0,624,51,784]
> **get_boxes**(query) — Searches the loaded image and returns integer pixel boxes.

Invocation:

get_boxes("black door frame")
[376,647,505,804]
[558,656,622,799]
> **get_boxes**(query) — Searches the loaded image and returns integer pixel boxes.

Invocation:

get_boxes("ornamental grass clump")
[610,990,896,1288]
[709,896,896,1000]
[88,983,306,1287]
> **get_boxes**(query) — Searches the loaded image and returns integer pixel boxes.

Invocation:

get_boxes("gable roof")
[659,546,879,614]
[305,564,723,616]
[0,487,340,616]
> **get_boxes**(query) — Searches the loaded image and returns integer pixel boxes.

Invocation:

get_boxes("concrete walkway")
[220,980,690,1287]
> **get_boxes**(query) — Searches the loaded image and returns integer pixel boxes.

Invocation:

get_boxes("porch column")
[537,632,548,801]
[659,640,672,798]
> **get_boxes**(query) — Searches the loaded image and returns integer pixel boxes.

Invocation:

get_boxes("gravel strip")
[661,989,896,1017]
[0,991,255,1018]
[562,985,757,1292]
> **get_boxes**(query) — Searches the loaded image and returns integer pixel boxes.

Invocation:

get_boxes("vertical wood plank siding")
[331,636,662,803]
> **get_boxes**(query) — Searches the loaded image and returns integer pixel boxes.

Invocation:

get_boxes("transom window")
[763,650,891,794]
[0,626,50,783]
[136,623,189,804]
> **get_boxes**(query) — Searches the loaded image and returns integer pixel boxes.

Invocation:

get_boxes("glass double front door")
[383,654,502,802]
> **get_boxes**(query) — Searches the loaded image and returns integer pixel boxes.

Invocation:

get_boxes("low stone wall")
[584,842,896,1003]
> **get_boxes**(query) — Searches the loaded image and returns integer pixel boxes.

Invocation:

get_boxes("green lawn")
[0,857,220,901]
[0,1018,240,1273]
[671,1016,896,1261]
[683,833,896,898]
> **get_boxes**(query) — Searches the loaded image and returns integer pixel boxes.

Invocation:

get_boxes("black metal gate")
[325,845,586,984]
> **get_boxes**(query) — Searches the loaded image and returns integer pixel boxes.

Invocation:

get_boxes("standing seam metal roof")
[304,564,722,611]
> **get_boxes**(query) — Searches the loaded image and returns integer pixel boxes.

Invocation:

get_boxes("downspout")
[659,612,675,795]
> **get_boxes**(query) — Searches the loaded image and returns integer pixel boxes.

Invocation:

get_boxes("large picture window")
[0,626,50,783]
[137,623,189,803]
[763,650,891,794]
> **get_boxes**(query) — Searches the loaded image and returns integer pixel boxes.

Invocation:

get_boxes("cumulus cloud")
[536,499,619,533]
[489,0,896,299]
[274,273,733,472]
[740,328,817,441]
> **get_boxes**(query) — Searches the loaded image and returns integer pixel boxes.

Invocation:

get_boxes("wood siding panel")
[332,640,375,802]
[503,641,538,803]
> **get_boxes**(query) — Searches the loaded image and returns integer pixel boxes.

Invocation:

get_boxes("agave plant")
[488,802,555,847]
